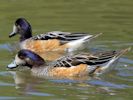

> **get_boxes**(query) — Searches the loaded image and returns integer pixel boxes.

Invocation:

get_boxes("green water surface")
[0,0,133,100]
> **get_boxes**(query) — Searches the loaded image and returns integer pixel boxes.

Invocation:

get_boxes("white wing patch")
[66,35,92,52]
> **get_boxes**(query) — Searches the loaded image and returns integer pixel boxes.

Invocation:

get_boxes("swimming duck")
[7,48,130,78]
[9,18,102,54]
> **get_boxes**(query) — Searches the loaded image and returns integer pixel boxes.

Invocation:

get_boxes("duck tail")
[101,47,131,71]
[115,47,131,59]
[84,32,103,42]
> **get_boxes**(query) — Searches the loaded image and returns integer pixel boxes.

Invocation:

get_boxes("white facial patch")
[12,25,18,33]
[7,54,26,69]
[15,55,26,65]
[9,25,18,37]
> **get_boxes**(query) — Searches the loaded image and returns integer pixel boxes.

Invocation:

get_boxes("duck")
[7,47,130,78]
[9,18,102,57]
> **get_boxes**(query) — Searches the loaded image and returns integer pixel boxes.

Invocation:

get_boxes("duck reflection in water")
[8,70,118,96]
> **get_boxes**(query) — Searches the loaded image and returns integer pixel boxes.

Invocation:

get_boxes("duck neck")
[31,65,53,77]
[20,31,32,42]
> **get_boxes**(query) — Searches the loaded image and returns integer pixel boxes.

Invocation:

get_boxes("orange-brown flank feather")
[49,64,89,77]
[25,39,68,52]
[23,39,68,60]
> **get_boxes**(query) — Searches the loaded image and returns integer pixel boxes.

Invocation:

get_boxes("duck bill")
[9,32,17,38]
[7,61,18,69]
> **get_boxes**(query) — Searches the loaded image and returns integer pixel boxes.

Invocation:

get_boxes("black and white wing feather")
[52,50,119,68]
[32,31,92,42]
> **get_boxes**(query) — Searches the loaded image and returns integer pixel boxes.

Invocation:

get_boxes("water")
[0,0,133,100]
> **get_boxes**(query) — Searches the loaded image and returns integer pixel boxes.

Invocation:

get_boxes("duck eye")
[19,55,25,59]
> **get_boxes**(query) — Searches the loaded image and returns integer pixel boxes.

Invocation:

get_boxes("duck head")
[7,49,45,69]
[9,18,32,41]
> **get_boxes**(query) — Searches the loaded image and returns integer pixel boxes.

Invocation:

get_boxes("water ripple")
[0,97,25,100]
[88,80,132,89]
[26,91,54,96]
[119,58,133,64]
[0,82,14,87]
[0,43,19,52]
